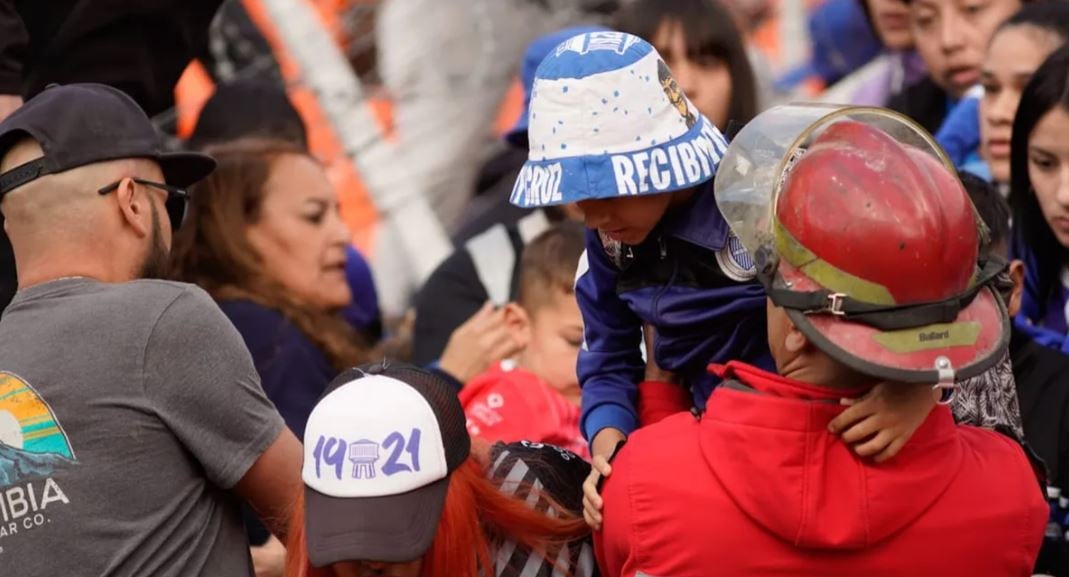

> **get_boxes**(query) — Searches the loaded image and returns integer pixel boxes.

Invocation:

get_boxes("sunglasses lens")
[165,196,188,230]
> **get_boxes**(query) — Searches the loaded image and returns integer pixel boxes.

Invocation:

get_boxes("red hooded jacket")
[459,363,588,459]
[596,362,1046,576]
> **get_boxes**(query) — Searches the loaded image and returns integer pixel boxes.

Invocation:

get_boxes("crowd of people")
[0,0,1068,576]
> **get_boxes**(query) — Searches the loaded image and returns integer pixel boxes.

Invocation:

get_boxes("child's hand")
[828,382,940,463]
[582,455,612,530]
[582,428,626,530]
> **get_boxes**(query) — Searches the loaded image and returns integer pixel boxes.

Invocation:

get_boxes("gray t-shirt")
[0,278,285,577]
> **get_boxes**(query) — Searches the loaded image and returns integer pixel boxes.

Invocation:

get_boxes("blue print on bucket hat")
[510,31,729,209]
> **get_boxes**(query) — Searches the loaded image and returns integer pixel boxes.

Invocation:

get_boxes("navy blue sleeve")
[576,228,645,441]
[220,301,335,439]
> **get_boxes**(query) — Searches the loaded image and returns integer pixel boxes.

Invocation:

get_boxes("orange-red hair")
[285,456,588,577]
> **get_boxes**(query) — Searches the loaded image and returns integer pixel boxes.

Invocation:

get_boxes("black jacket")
[411,209,553,366]
[0,0,222,116]
[1013,327,1069,489]
[1012,327,1069,576]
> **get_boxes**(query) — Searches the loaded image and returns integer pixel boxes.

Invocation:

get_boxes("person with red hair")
[285,362,595,577]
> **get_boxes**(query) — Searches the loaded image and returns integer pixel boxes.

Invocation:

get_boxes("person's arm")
[577,229,645,447]
[233,428,303,541]
[143,287,299,539]
[0,0,26,100]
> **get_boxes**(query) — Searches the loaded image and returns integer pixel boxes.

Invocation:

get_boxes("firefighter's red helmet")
[771,119,1007,383]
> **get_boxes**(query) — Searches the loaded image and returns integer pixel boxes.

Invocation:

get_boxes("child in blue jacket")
[510,31,944,527]
[509,30,776,460]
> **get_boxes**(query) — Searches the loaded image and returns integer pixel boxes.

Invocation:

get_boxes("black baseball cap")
[301,362,471,567]
[0,83,215,196]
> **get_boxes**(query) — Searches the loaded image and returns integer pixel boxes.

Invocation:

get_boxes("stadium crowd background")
[1,0,1068,575]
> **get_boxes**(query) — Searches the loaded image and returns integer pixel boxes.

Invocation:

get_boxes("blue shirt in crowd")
[218,299,334,439]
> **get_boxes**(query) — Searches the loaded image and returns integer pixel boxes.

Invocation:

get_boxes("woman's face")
[866,0,914,51]
[909,0,1022,99]
[331,559,422,577]
[1028,106,1069,249]
[246,153,352,310]
[980,26,1063,183]
[652,19,734,128]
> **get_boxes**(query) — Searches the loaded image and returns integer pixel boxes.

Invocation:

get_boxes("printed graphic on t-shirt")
[0,372,76,549]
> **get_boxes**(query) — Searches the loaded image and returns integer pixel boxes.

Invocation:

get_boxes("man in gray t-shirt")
[0,84,302,576]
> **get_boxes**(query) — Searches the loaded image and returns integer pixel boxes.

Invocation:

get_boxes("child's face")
[909,0,1021,99]
[517,291,584,403]
[979,25,1063,184]
[577,194,675,245]
[866,0,914,51]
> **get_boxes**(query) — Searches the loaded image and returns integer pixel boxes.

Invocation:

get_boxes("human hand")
[828,382,939,463]
[438,302,523,384]
[251,536,286,577]
[0,94,22,123]
[582,427,626,530]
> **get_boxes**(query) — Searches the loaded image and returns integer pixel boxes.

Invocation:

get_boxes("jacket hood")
[701,362,965,550]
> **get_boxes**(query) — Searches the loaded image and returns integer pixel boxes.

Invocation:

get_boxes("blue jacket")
[936,94,980,168]
[1013,238,1069,353]
[576,184,775,441]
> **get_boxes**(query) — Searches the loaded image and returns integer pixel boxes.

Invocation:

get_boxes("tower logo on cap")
[302,376,449,498]
[658,60,697,129]
[310,428,424,482]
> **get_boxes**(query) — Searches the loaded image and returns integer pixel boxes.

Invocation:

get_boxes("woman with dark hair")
[285,362,595,577]
[614,0,759,129]
[172,139,368,415]
[171,139,369,574]
[1010,44,1069,354]
[977,3,1069,185]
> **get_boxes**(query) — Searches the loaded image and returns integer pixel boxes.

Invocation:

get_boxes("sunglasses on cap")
[98,178,189,231]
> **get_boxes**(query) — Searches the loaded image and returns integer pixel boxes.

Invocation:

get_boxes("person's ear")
[1008,259,1025,317]
[783,314,808,354]
[502,302,532,350]
[114,178,151,239]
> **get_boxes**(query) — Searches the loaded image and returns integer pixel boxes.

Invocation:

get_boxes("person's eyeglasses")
[98,178,189,230]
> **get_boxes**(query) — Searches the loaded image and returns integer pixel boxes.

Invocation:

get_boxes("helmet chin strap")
[758,251,1009,332]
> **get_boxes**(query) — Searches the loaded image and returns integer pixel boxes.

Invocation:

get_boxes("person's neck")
[515,356,581,406]
[16,255,131,290]
[776,356,873,392]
